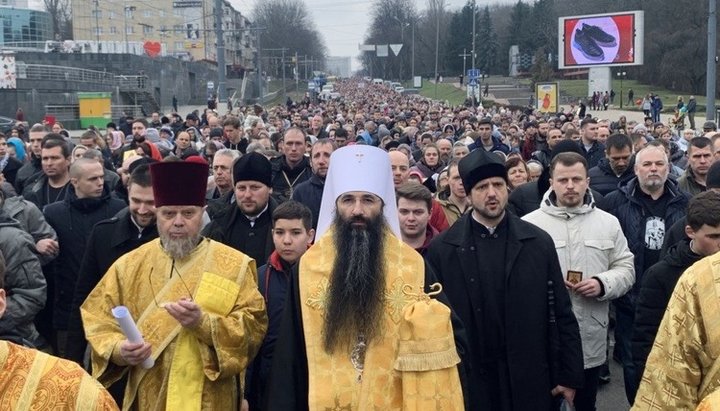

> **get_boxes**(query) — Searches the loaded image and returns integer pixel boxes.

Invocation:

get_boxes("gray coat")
[2,195,57,265]
[0,213,46,347]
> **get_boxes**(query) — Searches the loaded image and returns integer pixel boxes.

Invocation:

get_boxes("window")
[94,27,103,35]
[175,41,183,50]
[159,10,165,18]
[143,10,152,18]
[91,10,102,18]
[110,26,117,34]
[173,24,183,34]
[143,25,153,34]
[109,11,115,19]
[126,26,134,35]
[124,8,134,19]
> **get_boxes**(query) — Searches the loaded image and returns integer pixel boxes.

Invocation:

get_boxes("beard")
[322,211,387,354]
[160,233,202,260]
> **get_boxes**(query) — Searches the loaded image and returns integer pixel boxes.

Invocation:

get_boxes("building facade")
[70,0,256,70]
[0,6,53,46]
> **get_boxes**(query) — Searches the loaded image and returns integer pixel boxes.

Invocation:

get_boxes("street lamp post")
[434,10,439,99]
[617,70,627,109]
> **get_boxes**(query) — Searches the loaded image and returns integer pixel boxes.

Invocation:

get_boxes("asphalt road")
[597,356,631,411]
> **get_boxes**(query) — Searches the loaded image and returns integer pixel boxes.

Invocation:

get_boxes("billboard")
[535,83,558,113]
[558,11,644,69]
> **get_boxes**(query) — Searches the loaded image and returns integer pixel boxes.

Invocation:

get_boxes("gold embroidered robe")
[81,238,267,411]
[0,340,118,410]
[634,253,720,410]
[297,228,464,410]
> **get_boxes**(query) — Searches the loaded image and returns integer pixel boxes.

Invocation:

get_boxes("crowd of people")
[1,76,720,410]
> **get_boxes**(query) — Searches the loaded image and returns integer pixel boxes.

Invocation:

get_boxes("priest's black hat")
[458,148,507,192]
[233,152,272,187]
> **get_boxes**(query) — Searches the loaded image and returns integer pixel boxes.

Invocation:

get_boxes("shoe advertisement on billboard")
[558,11,644,69]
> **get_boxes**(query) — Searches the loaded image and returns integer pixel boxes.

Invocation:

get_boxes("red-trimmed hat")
[150,161,207,207]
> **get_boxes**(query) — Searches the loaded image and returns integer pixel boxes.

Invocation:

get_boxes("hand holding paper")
[112,306,154,369]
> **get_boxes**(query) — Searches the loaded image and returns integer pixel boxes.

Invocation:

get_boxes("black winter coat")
[65,208,158,364]
[588,157,635,196]
[14,155,41,194]
[579,140,605,169]
[425,212,584,410]
[597,177,690,293]
[270,155,312,202]
[632,239,701,386]
[291,174,324,229]
[43,186,126,329]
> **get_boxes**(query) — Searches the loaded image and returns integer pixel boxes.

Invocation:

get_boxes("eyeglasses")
[148,263,193,308]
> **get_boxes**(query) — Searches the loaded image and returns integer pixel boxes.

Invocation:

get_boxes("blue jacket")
[597,177,689,294]
[467,135,510,154]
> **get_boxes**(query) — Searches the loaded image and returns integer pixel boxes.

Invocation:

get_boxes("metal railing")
[18,63,115,84]
[44,104,80,121]
[114,75,150,91]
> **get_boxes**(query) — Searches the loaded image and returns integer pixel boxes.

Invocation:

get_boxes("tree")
[252,0,328,78]
[530,48,554,86]
[361,0,418,80]
[44,0,72,40]
[443,2,474,76]
[476,6,498,74]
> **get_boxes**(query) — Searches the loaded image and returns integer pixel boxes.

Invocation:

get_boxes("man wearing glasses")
[81,161,268,410]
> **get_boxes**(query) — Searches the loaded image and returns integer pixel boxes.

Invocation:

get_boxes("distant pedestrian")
[687,95,697,130]
[628,88,634,105]
[610,89,616,104]
[15,108,23,122]
[172,95,178,113]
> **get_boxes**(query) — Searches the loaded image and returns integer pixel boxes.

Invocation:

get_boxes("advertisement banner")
[558,11,644,69]
[535,82,558,113]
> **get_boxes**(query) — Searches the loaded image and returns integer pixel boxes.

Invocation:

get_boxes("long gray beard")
[160,234,202,260]
[322,212,386,354]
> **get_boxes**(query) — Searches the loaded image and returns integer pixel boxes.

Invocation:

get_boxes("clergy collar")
[243,203,269,226]
[129,214,150,237]
[471,211,506,235]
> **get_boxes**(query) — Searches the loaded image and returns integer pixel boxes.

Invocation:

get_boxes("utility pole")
[459,48,471,82]
[434,9,440,98]
[707,0,717,121]
[295,51,299,96]
[411,21,415,81]
[471,0,476,71]
[281,48,286,102]
[256,29,262,103]
[94,0,100,43]
[214,0,226,102]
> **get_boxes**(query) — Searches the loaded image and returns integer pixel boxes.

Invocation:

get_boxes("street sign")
[467,68,480,79]
[389,44,403,56]
[468,78,477,87]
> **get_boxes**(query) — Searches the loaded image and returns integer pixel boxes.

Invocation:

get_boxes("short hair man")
[588,133,635,196]
[678,136,715,195]
[633,191,720,405]
[597,126,610,145]
[396,182,436,255]
[14,123,47,193]
[266,145,464,409]
[204,152,277,265]
[426,148,584,409]
[524,152,634,410]
[438,159,470,226]
[388,150,449,232]
[0,252,117,409]
[579,118,605,169]
[112,118,150,168]
[292,139,335,230]
[66,164,158,377]
[531,127,563,169]
[467,118,510,154]
[270,127,312,202]
[634,190,720,409]
[207,148,240,201]
[223,115,248,152]
[43,158,126,355]
[23,135,71,210]
[597,145,690,403]
[82,161,267,410]
[245,200,314,409]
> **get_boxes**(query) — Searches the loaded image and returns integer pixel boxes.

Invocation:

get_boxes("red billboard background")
[563,13,636,67]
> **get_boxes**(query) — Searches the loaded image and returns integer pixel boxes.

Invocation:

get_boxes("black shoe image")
[582,23,617,47]
[573,29,604,61]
